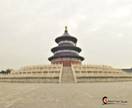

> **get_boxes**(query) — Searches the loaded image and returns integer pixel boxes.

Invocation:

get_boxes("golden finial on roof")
[65,26,68,33]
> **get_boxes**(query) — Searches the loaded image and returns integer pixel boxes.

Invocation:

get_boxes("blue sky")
[0,0,132,70]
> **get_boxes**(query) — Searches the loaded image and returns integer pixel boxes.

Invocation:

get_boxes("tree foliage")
[0,69,11,74]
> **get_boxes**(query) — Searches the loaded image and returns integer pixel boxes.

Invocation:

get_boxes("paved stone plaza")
[0,82,131,108]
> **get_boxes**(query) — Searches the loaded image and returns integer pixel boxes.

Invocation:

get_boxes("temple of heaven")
[0,26,132,83]
[48,26,84,66]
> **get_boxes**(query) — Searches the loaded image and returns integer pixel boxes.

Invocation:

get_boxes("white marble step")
[61,66,74,83]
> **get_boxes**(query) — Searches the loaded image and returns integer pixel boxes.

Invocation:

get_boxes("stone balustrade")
[71,64,132,82]
[0,64,63,83]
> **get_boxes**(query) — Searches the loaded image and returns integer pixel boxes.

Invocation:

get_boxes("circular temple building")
[48,27,84,66]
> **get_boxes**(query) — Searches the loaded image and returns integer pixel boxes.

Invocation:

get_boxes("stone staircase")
[61,66,74,83]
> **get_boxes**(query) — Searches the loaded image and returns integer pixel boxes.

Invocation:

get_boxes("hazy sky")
[0,0,132,70]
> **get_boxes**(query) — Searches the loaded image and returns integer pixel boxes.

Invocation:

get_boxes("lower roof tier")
[48,55,84,61]
[54,52,79,57]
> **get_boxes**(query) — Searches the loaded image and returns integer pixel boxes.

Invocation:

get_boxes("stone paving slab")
[0,82,131,108]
